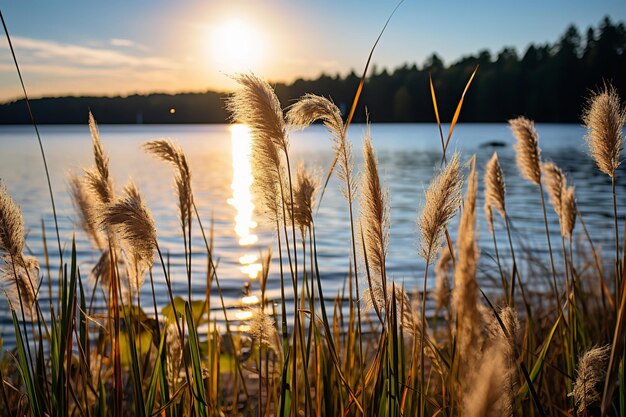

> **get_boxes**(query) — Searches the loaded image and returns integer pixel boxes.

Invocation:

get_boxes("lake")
[0,123,623,341]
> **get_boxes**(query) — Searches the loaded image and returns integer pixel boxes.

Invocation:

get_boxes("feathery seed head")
[68,174,106,250]
[510,117,542,184]
[226,73,288,151]
[100,183,156,292]
[541,161,565,216]
[1,255,39,318]
[561,186,577,239]
[418,153,463,263]
[452,157,483,365]
[360,133,390,280]
[433,245,452,310]
[570,345,610,415]
[248,307,281,353]
[86,113,114,205]
[293,163,319,232]
[143,139,193,229]
[583,85,625,178]
[0,182,25,258]
[484,152,506,231]
[166,323,183,391]
[286,94,344,141]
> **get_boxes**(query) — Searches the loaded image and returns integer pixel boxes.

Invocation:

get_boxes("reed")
[2,73,626,417]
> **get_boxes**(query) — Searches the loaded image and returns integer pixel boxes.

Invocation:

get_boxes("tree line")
[0,16,624,124]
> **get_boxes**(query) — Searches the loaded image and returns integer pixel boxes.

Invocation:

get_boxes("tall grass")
[0,74,625,417]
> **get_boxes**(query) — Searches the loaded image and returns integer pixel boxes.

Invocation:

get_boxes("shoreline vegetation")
[1,5,626,416]
[0,17,625,125]
[0,69,625,416]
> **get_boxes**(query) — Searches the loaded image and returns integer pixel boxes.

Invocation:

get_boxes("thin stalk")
[612,175,621,306]
[346,188,365,416]
[419,252,431,417]
[538,182,560,307]
[576,207,608,312]
[0,11,63,265]
[191,202,250,401]
[490,221,509,303]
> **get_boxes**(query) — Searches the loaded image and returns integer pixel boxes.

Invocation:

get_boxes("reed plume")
[99,182,156,292]
[452,157,484,367]
[293,163,319,232]
[0,182,25,258]
[286,94,356,200]
[570,345,610,415]
[418,153,463,263]
[561,186,577,239]
[0,183,38,317]
[541,162,565,216]
[227,73,288,152]
[484,152,506,231]
[166,322,183,391]
[249,307,281,354]
[226,79,286,225]
[582,85,625,178]
[510,117,541,185]
[360,133,389,285]
[1,255,39,318]
[463,342,511,417]
[143,139,193,229]
[433,245,452,310]
[542,162,578,238]
[85,112,114,205]
[68,173,106,250]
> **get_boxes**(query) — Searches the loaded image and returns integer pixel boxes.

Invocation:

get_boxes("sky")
[0,0,625,101]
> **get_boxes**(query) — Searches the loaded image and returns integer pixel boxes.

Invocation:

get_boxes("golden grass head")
[360,132,389,280]
[0,182,25,258]
[509,116,541,185]
[226,73,288,152]
[418,153,463,263]
[541,161,565,216]
[68,173,106,250]
[570,345,610,415]
[286,94,343,141]
[100,182,156,292]
[433,245,452,310]
[484,152,506,232]
[249,307,281,354]
[293,163,319,232]
[86,112,114,205]
[143,139,193,228]
[165,322,183,391]
[583,84,625,178]
[1,255,39,319]
[561,185,577,239]
[487,306,521,359]
[452,157,483,367]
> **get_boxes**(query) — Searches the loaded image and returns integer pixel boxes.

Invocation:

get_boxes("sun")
[211,19,264,73]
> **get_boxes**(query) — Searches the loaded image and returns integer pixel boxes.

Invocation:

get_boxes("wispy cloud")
[0,35,186,100]
[110,38,149,51]
[0,35,179,71]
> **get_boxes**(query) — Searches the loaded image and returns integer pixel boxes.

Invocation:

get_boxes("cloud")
[0,35,179,71]
[110,38,149,51]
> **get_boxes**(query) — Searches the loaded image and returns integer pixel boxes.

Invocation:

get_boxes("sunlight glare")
[227,124,262,279]
[211,19,264,72]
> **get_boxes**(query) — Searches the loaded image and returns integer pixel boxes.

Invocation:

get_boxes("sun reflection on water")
[227,124,262,280]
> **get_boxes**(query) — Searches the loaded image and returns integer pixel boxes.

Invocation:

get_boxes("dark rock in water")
[480,141,507,148]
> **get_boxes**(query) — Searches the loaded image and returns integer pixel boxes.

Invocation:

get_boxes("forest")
[0,16,624,124]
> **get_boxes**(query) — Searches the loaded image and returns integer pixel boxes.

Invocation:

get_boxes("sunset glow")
[210,19,265,73]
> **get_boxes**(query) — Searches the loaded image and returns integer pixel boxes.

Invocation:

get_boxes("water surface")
[0,123,623,341]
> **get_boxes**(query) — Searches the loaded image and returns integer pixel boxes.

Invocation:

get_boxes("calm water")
[0,123,623,341]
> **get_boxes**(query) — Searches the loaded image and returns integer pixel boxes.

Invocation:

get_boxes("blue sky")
[0,0,624,100]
